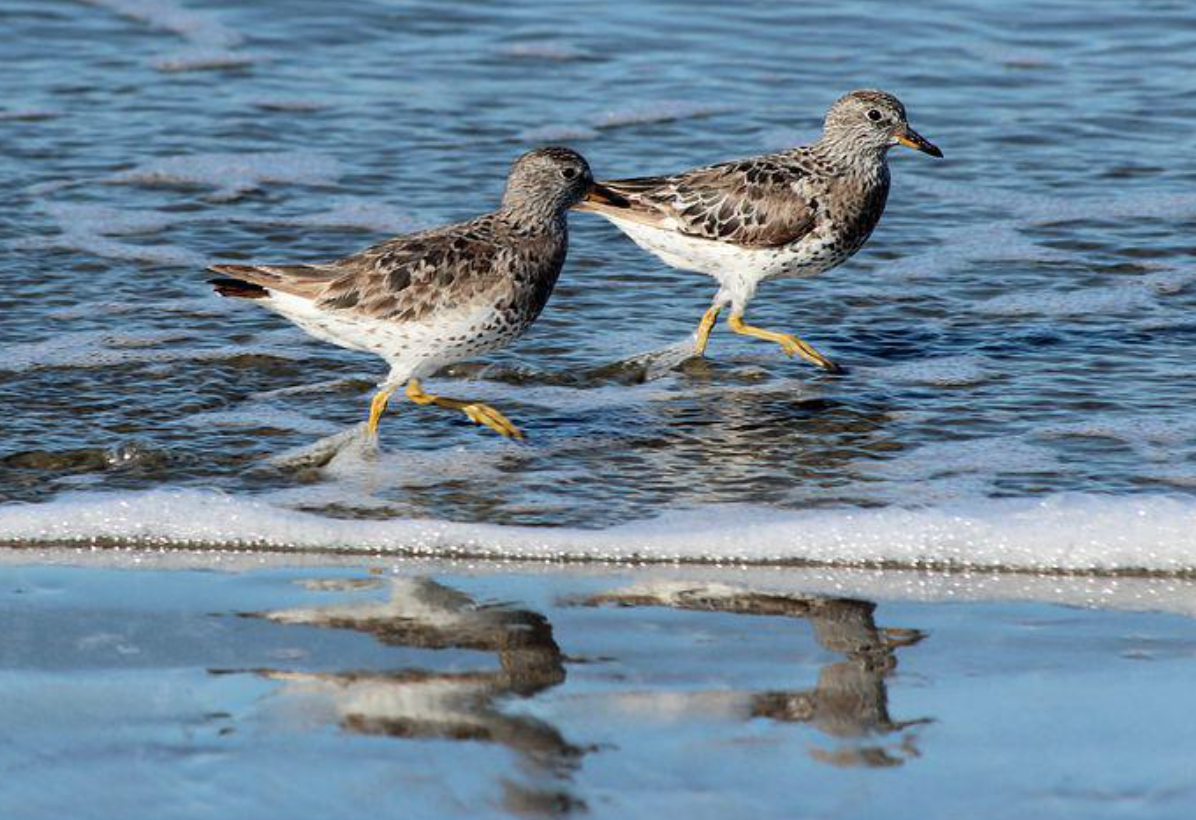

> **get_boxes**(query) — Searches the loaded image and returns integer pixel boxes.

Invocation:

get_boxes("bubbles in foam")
[2,489,1195,574]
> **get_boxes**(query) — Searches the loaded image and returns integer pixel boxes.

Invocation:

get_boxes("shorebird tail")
[209,275,269,299]
[208,262,338,300]
[573,180,662,227]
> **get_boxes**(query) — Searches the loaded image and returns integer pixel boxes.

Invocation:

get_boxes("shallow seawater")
[2,555,1196,820]
[2,0,1196,566]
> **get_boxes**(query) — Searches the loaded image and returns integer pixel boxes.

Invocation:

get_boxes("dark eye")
[561,167,579,179]
[867,109,883,123]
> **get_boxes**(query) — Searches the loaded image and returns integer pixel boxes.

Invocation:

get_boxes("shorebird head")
[502,146,605,216]
[823,90,942,159]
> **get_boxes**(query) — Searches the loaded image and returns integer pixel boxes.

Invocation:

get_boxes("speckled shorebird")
[575,90,942,373]
[210,147,619,440]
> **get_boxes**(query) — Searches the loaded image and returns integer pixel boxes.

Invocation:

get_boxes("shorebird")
[575,89,941,373]
[210,146,617,440]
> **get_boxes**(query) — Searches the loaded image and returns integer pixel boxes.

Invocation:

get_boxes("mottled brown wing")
[312,217,506,322]
[211,217,508,321]
[586,158,816,248]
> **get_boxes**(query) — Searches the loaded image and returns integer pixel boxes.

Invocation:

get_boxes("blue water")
[2,0,1196,547]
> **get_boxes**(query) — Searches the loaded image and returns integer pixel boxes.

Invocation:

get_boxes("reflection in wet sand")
[579,582,928,767]
[241,578,584,816]
[226,575,928,817]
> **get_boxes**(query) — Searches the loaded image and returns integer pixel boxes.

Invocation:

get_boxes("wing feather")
[579,157,817,248]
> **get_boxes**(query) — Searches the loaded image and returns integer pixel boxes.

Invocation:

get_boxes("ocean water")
[3,1,1196,563]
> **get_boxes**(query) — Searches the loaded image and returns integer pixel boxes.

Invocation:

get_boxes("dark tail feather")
[209,276,269,299]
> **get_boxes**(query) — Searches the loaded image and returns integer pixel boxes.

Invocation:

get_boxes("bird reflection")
[580,583,929,767]
[238,577,584,817]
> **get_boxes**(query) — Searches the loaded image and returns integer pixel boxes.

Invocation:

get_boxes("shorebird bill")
[583,182,630,208]
[895,126,943,158]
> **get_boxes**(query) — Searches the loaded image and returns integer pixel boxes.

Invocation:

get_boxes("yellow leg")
[727,313,841,372]
[405,379,524,440]
[694,305,721,357]
[366,385,397,437]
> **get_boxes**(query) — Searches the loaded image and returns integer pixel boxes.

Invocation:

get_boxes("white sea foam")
[0,330,302,373]
[1037,414,1196,464]
[46,296,222,321]
[870,355,993,387]
[18,202,204,267]
[497,42,587,61]
[245,197,423,234]
[1,489,1194,574]
[978,269,1196,318]
[592,101,731,130]
[519,101,728,145]
[152,48,255,73]
[81,0,242,48]
[109,151,343,201]
[517,125,601,143]
[868,437,1058,501]
[180,408,342,437]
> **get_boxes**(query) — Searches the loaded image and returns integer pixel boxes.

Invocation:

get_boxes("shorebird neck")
[497,203,567,235]
[806,136,888,180]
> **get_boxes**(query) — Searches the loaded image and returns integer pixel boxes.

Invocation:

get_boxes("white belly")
[266,292,518,381]
[603,213,848,301]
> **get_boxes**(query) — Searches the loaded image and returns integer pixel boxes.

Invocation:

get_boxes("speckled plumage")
[211,147,594,388]
[576,90,941,368]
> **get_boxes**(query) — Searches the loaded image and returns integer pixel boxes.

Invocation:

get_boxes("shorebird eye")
[867,109,883,123]
[561,167,579,180]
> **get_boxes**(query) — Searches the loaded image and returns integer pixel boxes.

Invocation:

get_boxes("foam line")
[1,490,1194,574]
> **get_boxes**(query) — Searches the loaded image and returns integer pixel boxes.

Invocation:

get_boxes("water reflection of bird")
[576,90,942,371]
[239,577,584,815]
[210,147,621,441]
[580,582,928,767]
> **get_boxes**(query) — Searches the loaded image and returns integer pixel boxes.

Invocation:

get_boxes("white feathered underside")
[266,291,519,385]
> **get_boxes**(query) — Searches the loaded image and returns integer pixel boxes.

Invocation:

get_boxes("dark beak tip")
[586,183,630,208]
[927,144,944,159]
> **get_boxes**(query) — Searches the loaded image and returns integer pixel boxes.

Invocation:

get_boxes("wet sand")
[3,549,1195,819]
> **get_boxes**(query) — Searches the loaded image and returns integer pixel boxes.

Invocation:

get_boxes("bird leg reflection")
[579,584,928,768]
[234,577,583,813]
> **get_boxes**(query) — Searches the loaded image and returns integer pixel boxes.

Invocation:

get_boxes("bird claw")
[777,335,841,373]
[463,403,525,440]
